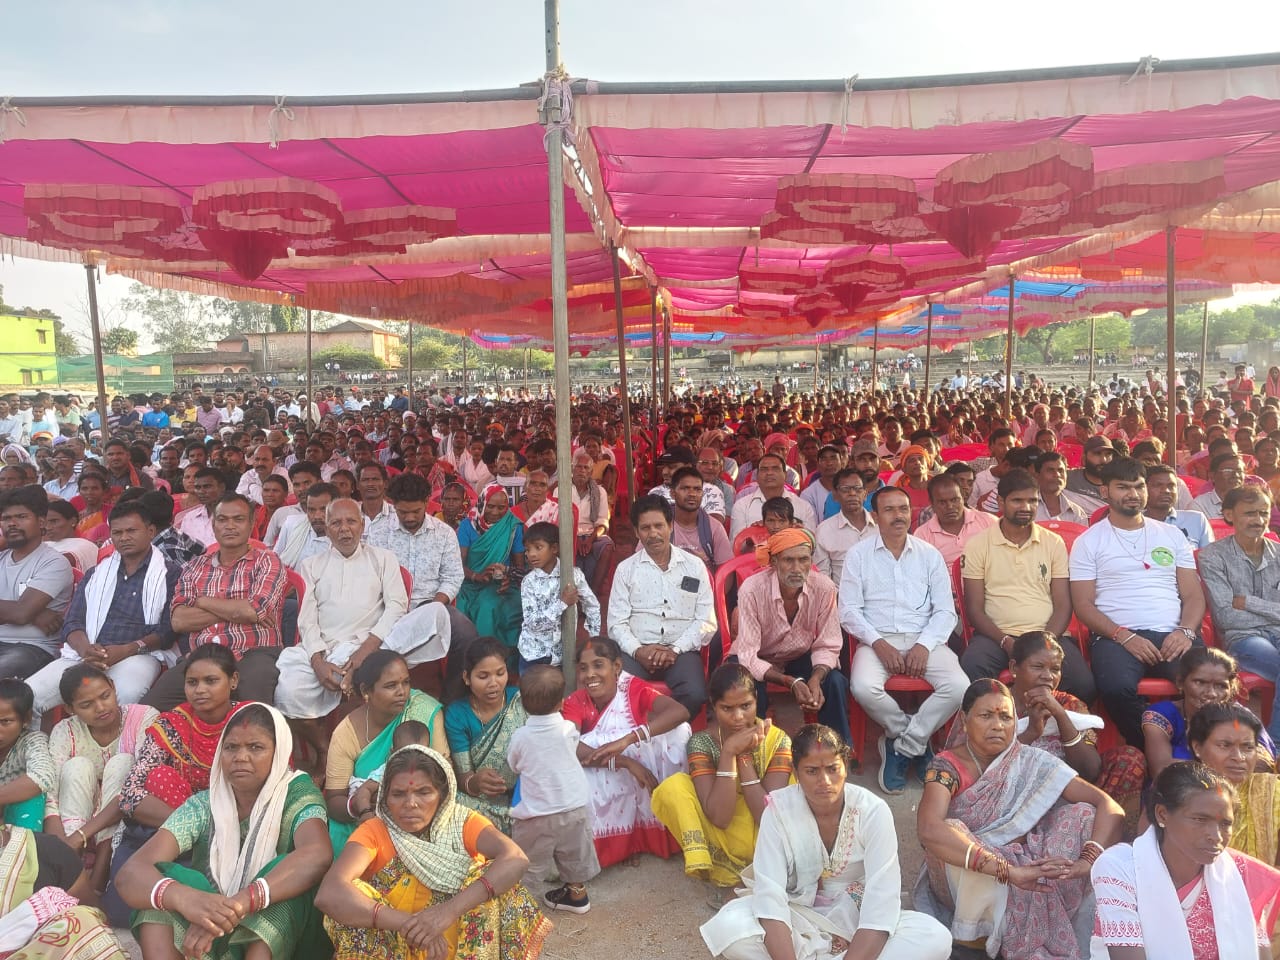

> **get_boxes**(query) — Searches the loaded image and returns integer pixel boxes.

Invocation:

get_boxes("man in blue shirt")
[141,395,170,429]
[1145,464,1213,549]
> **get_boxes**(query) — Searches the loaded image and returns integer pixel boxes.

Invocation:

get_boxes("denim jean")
[1228,631,1280,742]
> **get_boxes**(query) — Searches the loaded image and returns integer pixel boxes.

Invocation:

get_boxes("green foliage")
[101,327,139,354]
[54,322,81,356]
[121,282,217,354]
[399,338,458,369]
[525,349,555,372]
[313,345,386,370]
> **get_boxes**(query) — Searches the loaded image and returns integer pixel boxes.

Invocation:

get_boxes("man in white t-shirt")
[1069,456,1206,747]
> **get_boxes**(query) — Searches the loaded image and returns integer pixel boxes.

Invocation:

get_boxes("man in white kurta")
[276,499,426,723]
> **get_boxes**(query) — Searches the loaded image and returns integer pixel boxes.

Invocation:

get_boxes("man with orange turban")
[732,527,850,746]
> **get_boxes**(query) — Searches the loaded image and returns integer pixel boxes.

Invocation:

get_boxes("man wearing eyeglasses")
[813,468,877,585]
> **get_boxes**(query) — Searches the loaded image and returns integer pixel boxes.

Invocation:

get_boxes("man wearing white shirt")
[729,454,817,538]
[274,484,335,571]
[0,399,23,444]
[840,486,965,795]
[1189,453,1244,521]
[949,369,968,391]
[457,435,494,496]
[172,468,225,546]
[608,495,715,717]
[220,395,244,426]
[235,444,290,506]
[43,447,79,501]
[813,468,876,585]
[356,462,397,537]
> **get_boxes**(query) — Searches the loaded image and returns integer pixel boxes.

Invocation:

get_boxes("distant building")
[172,320,403,375]
[0,315,59,387]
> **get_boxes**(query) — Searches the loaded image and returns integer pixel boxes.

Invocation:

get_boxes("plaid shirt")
[171,546,288,654]
[153,528,206,566]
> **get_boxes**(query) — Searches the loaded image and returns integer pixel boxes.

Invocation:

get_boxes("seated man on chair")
[143,493,289,711]
[27,501,181,727]
[0,487,75,680]
[731,527,851,746]
[960,468,1094,700]
[609,494,716,717]
[1069,456,1206,747]
[275,498,413,763]
[840,485,966,796]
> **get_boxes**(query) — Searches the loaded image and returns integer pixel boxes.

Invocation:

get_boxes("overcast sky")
[2,0,1278,346]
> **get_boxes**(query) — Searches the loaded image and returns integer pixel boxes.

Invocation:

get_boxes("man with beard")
[848,437,885,506]
[1063,436,1115,514]
[1144,463,1213,550]
[841,486,965,795]
[960,469,1093,699]
[732,528,851,746]
[1069,457,1206,746]
[0,487,74,679]
[668,467,732,577]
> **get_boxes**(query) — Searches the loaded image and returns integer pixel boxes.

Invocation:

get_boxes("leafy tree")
[314,345,386,370]
[101,327,139,354]
[398,338,458,369]
[120,282,217,354]
[54,322,80,356]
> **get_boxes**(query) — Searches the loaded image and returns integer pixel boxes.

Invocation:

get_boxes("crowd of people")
[3,366,1280,959]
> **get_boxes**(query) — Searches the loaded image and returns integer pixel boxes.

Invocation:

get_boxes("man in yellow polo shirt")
[959,468,1095,701]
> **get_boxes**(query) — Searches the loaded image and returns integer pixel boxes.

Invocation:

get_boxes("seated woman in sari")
[118,704,333,960]
[0,825,127,960]
[444,638,526,834]
[916,678,1124,960]
[652,663,792,886]
[1091,761,1280,959]
[0,680,54,831]
[701,724,951,960]
[325,650,448,852]
[1143,646,1276,781]
[1003,631,1147,832]
[43,663,158,898]
[562,636,691,867]
[71,471,113,545]
[455,485,525,652]
[107,643,243,926]
[316,744,551,960]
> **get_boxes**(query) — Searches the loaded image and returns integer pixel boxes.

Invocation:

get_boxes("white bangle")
[1060,731,1085,748]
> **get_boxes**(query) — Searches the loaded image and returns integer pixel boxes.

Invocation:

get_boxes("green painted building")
[0,314,59,388]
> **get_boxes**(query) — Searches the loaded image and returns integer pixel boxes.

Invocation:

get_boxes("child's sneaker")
[544,883,591,914]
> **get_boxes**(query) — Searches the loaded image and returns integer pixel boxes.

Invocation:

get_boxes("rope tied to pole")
[538,68,575,152]
[267,95,295,150]
[839,74,859,136]
[0,97,27,144]
[1123,55,1160,85]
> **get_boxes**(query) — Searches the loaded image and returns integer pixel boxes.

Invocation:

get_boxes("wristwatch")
[1176,626,1199,641]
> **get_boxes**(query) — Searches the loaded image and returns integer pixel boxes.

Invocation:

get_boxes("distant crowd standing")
[3,365,1280,958]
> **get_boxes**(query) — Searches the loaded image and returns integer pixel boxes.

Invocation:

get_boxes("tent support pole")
[461,337,467,400]
[924,302,934,399]
[650,291,659,484]
[406,321,413,406]
[305,308,314,427]
[84,263,109,436]
[662,301,672,413]
[1166,227,1178,465]
[1200,301,1210,399]
[542,0,576,684]
[1088,317,1096,390]
[611,246,636,488]
[870,320,879,393]
[524,348,529,395]
[1004,276,1015,418]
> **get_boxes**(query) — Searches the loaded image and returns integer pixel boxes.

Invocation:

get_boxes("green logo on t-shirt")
[1150,546,1175,567]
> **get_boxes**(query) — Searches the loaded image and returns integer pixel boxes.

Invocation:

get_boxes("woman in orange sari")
[71,471,113,545]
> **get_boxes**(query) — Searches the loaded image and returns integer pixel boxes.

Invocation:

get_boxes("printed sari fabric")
[1233,773,1280,868]
[917,741,1094,960]
[131,776,328,960]
[444,690,527,835]
[650,724,791,886]
[325,810,550,960]
[119,703,241,815]
[455,511,522,650]
[562,673,690,868]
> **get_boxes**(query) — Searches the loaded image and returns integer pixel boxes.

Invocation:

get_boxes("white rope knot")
[538,69,575,151]
[1123,55,1160,85]
[267,95,295,149]
[839,74,858,136]
[0,97,28,144]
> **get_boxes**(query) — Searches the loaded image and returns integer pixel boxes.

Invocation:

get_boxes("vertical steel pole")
[524,348,529,395]
[305,308,314,426]
[1200,301,1210,398]
[870,320,879,393]
[1166,227,1178,464]
[650,291,660,482]
[543,0,576,681]
[924,302,935,399]
[83,264,109,436]
[662,302,672,412]
[611,247,636,487]
[461,337,468,400]
[813,341,820,396]
[1004,276,1016,417]
[1088,316,1096,390]
[406,321,414,409]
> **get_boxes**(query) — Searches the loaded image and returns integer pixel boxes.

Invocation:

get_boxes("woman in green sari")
[455,485,525,651]
[444,638,526,834]
[116,703,333,960]
[325,651,448,852]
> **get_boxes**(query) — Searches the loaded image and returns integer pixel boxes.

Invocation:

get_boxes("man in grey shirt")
[0,487,75,679]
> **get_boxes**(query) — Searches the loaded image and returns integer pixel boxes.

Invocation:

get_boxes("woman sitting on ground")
[651,663,792,886]
[701,724,951,960]
[118,703,332,960]
[0,679,54,831]
[1091,760,1280,959]
[562,636,691,868]
[316,744,550,960]
[44,663,157,899]
[917,678,1124,960]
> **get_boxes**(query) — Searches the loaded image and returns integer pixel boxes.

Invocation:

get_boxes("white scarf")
[207,704,305,895]
[1131,825,1257,960]
[1015,709,1105,739]
[82,546,170,646]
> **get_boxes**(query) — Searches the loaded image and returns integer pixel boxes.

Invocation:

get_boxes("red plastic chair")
[71,566,84,586]
[1182,475,1212,497]
[951,555,973,642]
[1209,518,1233,541]
[938,443,989,464]
[1035,520,1087,551]
[96,542,115,562]
[204,539,269,554]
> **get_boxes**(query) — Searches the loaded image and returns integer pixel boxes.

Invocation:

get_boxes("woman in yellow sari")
[651,663,792,886]
[317,745,549,960]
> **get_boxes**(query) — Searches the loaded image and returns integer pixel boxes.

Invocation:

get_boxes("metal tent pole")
[924,302,935,399]
[461,337,468,400]
[1088,316,1096,390]
[1200,301,1210,398]
[83,264,109,438]
[1166,227,1178,464]
[406,321,414,408]
[524,348,529,395]
[662,301,672,412]
[870,320,879,393]
[305,308,314,426]
[650,291,660,482]
[611,247,636,487]
[813,342,820,396]
[542,0,576,681]
[1004,276,1016,417]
